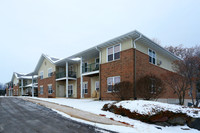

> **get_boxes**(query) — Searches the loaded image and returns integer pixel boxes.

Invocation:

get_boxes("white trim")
[82,70,99,76]
[107,43,121,62]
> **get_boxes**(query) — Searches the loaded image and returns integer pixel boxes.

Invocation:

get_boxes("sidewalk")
[23,97,132,127]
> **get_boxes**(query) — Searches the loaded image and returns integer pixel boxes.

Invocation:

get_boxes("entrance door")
[59,85,65,97]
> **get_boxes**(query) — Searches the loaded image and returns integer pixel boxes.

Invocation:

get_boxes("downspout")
[132,34,142,100]
[96,47,101,100]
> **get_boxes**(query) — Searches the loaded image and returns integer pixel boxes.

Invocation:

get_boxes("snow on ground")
[114,100,200,118]
[28,97,200,133]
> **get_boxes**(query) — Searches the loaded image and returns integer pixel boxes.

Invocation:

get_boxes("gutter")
[132,34,142,100]
[96,46,101,100]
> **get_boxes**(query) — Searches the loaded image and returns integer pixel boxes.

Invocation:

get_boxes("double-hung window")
[48,84,53,94]
[107,76,120,92]
[68,84,73,96]
[40,86,43,94]
[83,82,88,94]
[40,71,43,79]
[107,44,120,62]
[48,68,53,77]
[149,49,156,64]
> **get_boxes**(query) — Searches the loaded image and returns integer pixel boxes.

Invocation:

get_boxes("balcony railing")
[56,71,76,79]
[82,63,99,73]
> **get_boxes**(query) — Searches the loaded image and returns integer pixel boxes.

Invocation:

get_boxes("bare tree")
[111,81,133,100]
[152,38,161,45]
[163,72,189,105]
[136,74,165,100]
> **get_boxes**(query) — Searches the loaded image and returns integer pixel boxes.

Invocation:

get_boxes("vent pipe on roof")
[132,34,142,100]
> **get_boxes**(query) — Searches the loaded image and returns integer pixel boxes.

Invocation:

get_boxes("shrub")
[111,81,133,100]
[136,74,165,100]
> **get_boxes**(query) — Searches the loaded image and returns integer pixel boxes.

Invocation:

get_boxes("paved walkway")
[23,97,131,127]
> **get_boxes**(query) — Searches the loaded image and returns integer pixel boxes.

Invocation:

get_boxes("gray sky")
[0,0,200,83]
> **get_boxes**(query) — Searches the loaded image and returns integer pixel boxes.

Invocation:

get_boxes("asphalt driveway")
[0,97,115,133]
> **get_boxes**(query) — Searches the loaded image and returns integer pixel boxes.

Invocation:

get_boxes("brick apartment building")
[6,30,195,105]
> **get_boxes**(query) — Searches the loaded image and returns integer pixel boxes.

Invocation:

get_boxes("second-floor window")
[107,44,120,62]
[40,71,43,79]
[48,68,53,77]
[149,49,156,65]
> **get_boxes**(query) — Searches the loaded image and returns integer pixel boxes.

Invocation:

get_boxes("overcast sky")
[0,0,200,83]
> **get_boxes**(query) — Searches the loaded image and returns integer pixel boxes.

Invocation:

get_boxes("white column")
[66,61,68,98]
[80,57,83,98]
[32,75,34,97]
[21,79,23,96]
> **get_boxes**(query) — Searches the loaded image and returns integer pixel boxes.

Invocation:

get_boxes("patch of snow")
[114,100,200,118]
[28,97,200,133]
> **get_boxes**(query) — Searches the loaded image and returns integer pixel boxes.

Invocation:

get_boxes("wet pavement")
[0,97,115,133]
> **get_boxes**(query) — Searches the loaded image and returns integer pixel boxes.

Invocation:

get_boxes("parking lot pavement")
[0,97,115,133]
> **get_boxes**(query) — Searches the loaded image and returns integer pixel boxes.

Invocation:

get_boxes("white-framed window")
[40,71,44,79]
[40,86,43,94]
[83,62,88,73]
[95,58,99,69]
[148,49,156,65]
[95,81,99,91]
[107,76,120,92]
[48,68,53,77]
[68,84,73,96]
[83,82,88,94]
[107,44,121,62]
[48,84,53,94]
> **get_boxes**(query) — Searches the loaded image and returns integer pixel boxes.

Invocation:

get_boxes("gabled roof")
[10,72,38,82]
[32,54,60,75]
[56,30,180,65]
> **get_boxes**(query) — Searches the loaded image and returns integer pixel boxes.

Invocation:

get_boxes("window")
[83,82,88,94]
[48,68,53,77]
[68,84,73,96]
[48,84,53,94]
[83,62,88,73]
[149,49,156,64]
[107,44,120,62]
[40,86,43,94]
[95,58,100,69]
[150,78,156,94]
[40,71,43,79]
[95,81,99,91]
[107,76,120,92]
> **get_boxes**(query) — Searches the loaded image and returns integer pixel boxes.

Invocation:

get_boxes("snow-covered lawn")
[28,97,200,133]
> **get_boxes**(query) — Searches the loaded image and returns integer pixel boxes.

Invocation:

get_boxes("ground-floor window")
[40,86,43,94]
[95,81,99,91]
[68,84,73,96]
[48,84,53,94]
[107,76,120,92]
[83,82,88,94]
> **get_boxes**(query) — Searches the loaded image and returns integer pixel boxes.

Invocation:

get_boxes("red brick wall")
[135,50,192,99]
[38,73,56,98]
[100,48,191,100]
[13,85,19,96]
[100,48,134,100]
[77,77,91,98]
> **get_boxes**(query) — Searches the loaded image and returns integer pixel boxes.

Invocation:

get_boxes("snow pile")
[114,100,200,118]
